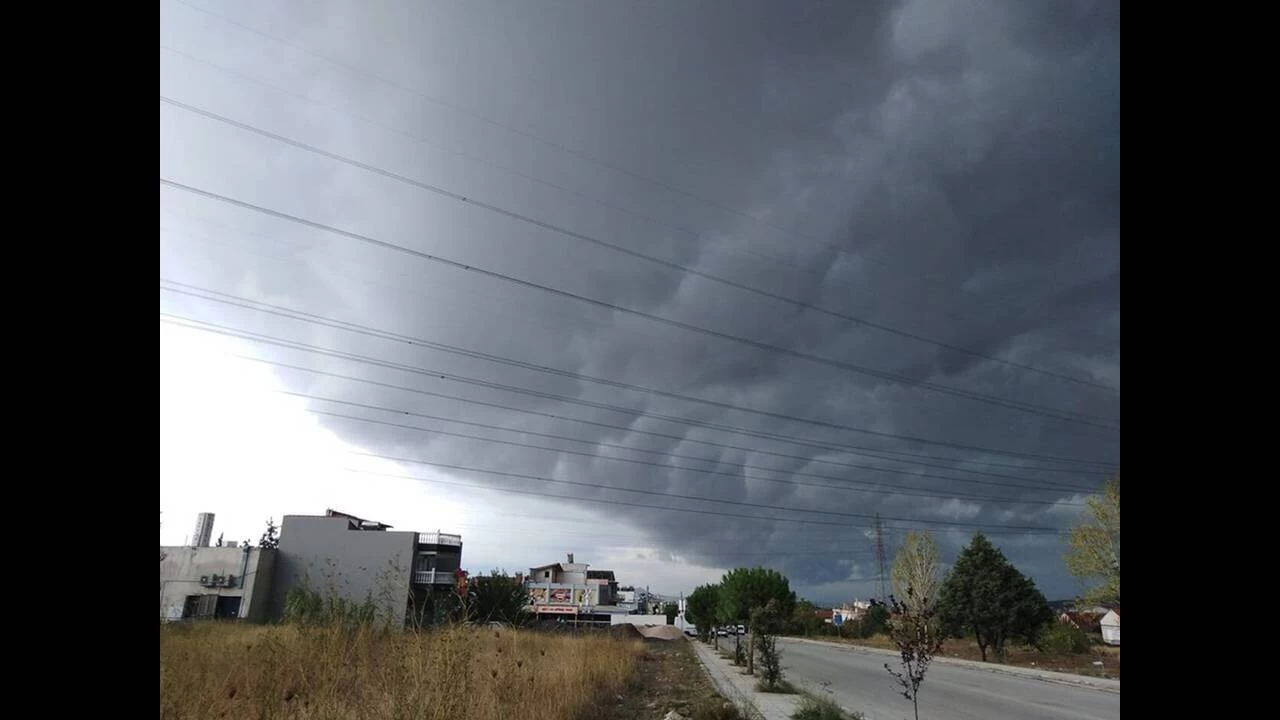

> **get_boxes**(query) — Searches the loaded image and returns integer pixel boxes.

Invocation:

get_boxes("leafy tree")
[1065,474,1120,607]
[466,569,530,626]
[936,533,1054,661]
[791,599,823,636]
[1037,621,1091,654]
[259,518,280,549]
[663,601,679,625]
[751,598,788,690]
[884,589,947,720]
[891,531,941,613]
[860,602,890,638]
[719,567,796,675]
[685,583,721,641]
[716,599,734,651]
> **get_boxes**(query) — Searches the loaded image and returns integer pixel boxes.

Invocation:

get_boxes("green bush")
[859,604,889,638]
[1037,622,1091,654]
[282,583,382,628]
[792,693,862,720]
[756,633,786,689]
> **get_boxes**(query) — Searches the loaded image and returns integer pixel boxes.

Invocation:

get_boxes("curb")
[780,637,1121,694]
[687,638,796,720]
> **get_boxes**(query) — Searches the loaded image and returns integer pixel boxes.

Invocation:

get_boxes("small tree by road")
[936,533,1054,661]
[860,602,890,638]
[719,567,796,675]
[891,531,941,613]
[751,598,789,691]
[663,601,679,625]
[1065,473,1120,607]
[791,599,823,636]
[685,583,720,641]
[884,589,947,720]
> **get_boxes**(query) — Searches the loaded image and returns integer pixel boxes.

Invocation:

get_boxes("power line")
[168,0,1045,319]
[160,311,1104,491]
[159,311,1104,491]
[286,394,1090,504]
[336,463,1067,535]
[159,43,1013,336]
[160,95,1118,395]
[158,178,1121,432]
[160,279,1115,473]
[449,532,883,559]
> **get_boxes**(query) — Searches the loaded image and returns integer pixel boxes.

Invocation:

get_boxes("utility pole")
[874,514,888,602]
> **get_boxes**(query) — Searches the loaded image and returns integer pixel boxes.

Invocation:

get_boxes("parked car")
[736,624,747,635]
[683,627,697,637]
[716,627,728,636]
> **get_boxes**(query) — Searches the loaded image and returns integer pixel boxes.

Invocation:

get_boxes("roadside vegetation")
[685,567,799,694]
[161,567,749,720]
[779,476,1121,685]
[792,692,863,720]
[159,621,642,720]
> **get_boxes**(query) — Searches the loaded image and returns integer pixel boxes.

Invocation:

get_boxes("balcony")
[413,570,454,585]
[418,532,462,547]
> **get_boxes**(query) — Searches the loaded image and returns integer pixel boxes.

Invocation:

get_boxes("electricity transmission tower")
[874,514,889,602]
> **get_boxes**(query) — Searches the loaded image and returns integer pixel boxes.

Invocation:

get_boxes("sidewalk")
[780,637,1121,693]
[688,638,801,720]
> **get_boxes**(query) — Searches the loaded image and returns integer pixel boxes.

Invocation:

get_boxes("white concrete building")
[159,545,275,621]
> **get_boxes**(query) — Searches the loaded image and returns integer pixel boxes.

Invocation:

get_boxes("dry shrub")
[159,623,644,720]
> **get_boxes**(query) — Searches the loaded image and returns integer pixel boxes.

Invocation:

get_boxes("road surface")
[777,638,1120,720]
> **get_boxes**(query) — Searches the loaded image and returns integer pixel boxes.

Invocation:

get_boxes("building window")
[183,594,218,620]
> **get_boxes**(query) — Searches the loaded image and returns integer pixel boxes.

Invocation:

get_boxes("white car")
[737,624,747,635]
[716,627,728,636]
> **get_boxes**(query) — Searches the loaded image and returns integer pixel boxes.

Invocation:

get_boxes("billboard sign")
[537,605,578,615]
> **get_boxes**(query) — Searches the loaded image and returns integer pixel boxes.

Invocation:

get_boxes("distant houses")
[1057,604,1120,646]
[1058,610,1104,633]
[1100,608,1120,645]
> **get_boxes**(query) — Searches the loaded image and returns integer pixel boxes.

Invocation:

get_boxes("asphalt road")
[777,638,1120,720]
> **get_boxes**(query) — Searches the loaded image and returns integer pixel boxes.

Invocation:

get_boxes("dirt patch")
[638,624,686,641]
[609,624,645,640]
[594,639,742,720]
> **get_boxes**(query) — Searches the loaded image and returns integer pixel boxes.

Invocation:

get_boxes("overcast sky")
[159,0,1119,604]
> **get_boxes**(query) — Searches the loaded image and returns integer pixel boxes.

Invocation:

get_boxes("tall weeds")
[159,622,643,720]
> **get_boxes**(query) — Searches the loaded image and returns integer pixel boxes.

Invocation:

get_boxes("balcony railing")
[418,532,462,547]
[414,570,453,585]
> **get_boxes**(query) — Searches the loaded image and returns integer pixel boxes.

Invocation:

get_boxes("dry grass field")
[159,622,646,720]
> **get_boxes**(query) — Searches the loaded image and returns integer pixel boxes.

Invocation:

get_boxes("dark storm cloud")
[160,0,1118,602]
